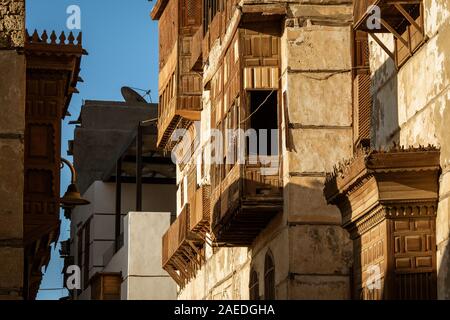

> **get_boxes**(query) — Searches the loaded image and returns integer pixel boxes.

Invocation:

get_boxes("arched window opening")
[264,251,275,300]
[249,269,259,300]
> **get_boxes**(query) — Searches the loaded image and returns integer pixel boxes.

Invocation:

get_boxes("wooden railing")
[243,159,282,197]
[162,204,190,267]
[211,159,283,245]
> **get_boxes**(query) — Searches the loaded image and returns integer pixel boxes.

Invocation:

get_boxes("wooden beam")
[172,256,190,279]
[393,4,423,34]
[165,265,183,287]
[182,246,199,267]
[187,240,204,263]
[379,18,409,48]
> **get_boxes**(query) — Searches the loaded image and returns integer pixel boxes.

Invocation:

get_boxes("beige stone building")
[153,0,355,300]
[152,0,450,300]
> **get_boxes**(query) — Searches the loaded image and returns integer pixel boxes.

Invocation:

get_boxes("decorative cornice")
[324,144,441,204]
[347,201,438,239]
[346,204,385,238]
[24,29,87,56]
[24,29,86,119]
[150,0,169,20]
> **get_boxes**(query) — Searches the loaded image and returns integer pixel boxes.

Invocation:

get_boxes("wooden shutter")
[356,73,372,143]
[353,31,372,147]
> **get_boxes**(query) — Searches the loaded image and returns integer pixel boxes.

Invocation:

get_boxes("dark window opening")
[264,252,275,300]
[203,0,223,34]
[394,5,421,34]
[248,90,278,158]
[250,269,260,300]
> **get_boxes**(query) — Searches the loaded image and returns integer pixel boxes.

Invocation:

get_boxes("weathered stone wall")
[0,0,25,300]
[0,0,25,48]
[369,0,450,299]
[280,1,354,299]
[179,1,354,300]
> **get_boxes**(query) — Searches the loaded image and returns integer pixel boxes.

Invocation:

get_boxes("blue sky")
[26,0,158,300]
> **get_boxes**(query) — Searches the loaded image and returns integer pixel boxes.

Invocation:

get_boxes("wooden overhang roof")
[150,0,169,20]
[24,29,87,118]
[354,0,422,33]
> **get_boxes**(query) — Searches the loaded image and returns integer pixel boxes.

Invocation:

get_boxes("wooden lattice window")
[249,269,260,300]
[264,251,275,300]
[183,0,202,27]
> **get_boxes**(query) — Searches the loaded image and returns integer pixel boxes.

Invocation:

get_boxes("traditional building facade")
[0,0,85,299]
[153,0,450,300]
[153,0,356,300]
[325,0,450,299]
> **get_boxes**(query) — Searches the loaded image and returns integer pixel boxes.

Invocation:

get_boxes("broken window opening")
[246,90,279,160]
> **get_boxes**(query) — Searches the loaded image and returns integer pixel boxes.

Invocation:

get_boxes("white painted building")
[65,100,178,300]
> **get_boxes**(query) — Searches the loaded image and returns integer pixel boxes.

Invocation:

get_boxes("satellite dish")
[121,86,148,104]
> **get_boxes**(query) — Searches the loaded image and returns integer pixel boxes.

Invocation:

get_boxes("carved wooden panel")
[354,221,386,300]
[350,208,438,299]
[390,214,437,299]
[91,273,122,300]
[181,0,202,28]
[24,73,65,243]
[240,28,280,68]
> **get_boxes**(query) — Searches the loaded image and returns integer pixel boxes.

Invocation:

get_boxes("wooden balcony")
[162,204,204,286]
[153,0,203,150]
[212,161,283,246]
[157,71,202,151]
[354,0,423,33]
